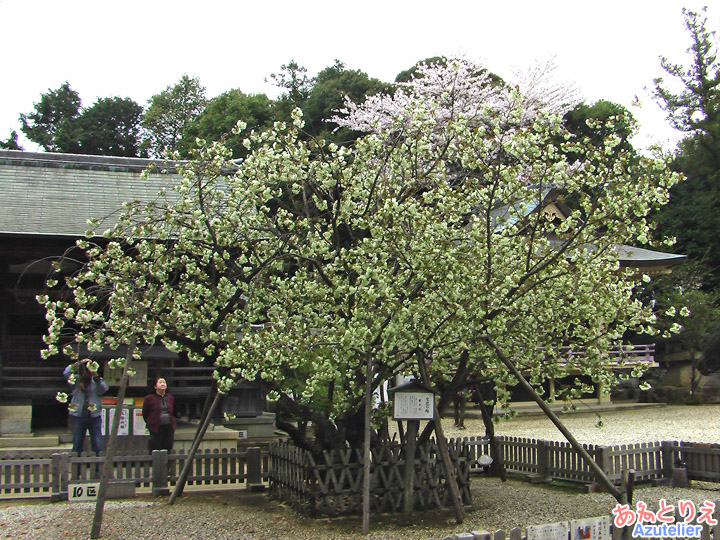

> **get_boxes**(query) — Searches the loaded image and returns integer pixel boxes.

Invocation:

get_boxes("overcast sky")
[0,0,714,152]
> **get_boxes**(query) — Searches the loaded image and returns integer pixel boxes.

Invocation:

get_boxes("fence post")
[152,450,169,496]
[534,440,551,482]
[661,441,676,483]
[590,445,613,491]
[246,447,265,492]
[51,452,69,502]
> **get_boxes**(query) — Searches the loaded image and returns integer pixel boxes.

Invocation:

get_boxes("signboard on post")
[388,380,438,420]
[393,392,434,420]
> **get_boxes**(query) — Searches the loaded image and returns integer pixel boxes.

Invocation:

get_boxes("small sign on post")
[388,380,439,517]
[388,380,438,421]
[69,482,99,502]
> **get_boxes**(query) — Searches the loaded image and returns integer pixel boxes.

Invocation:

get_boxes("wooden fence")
[268,439,472,516]
[0,447,268,500]
[458,436,695,487]
[3,437,720,502]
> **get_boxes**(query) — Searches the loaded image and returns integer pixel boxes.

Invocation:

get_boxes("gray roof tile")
[0,150,181,237]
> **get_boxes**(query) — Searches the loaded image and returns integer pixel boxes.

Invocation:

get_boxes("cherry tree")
[40,60,681,468]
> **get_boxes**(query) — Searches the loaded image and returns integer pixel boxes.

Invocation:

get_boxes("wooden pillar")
[151,450,169,496]
[403,420,419,517]
[246,447,264,491]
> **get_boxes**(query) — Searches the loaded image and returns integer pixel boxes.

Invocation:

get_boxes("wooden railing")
[3,436,720,502]
[0,447,269,500]
[452,436,705,486]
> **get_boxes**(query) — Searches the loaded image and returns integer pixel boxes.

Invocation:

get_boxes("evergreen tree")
[653,7,720,288]
[20,82,81,152]
[0,130,23,151]
[141,75,207,158]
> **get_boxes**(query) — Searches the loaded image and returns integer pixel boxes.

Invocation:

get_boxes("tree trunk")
[362,354,372,534]
[90,336,136,539]
[475,385,506,481]
[417,358,465,523]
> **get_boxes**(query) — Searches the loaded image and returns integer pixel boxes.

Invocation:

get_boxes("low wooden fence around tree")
[268,440,472,516]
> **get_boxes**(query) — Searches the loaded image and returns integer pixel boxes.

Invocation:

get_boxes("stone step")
[0,434,60,449]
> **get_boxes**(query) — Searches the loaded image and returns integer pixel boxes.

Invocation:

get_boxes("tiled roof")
[0,149,686,269]
[615,244,686,267]
[0,150,181,237]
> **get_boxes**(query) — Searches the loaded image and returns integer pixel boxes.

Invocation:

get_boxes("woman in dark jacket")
[142,378,176,452]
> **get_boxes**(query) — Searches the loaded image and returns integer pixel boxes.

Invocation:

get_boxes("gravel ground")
[2,404,719,540]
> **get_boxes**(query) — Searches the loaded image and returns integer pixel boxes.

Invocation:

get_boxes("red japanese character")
[698,501,718,527]
[612,504,636,527]
[636,501,657,524]
[678,500,697,523]
[656,499,675,523]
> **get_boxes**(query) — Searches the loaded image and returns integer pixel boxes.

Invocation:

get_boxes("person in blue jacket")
[63,359,109,456]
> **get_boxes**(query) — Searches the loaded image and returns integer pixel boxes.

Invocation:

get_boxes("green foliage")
[563,100,636,157]
[40,80,680,452]
[70,97,145,157]
[20,81,81,152]
[180,89,273,158]
[395,56,448,83]
[652,7,720,288]
[141,74,207,158]
[19,83,144,156]
[268,60,311,130]
[651,264,720,352]
[269,60,392,144]
[0,130,22,150]
[654,8,720,135]
[268,60,311,104]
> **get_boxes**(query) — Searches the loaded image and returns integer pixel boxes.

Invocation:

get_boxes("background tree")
[268,60,311,117]
[647,263,720,395]
[0,130,22,150]
[141,75,207,158]
[20,84,144,156]
[300,60,391,143]
[41,60,681,463]
[653,7,720,288]
[20,81,81,152]
[563,100,636,157]
[70,97,145,157]
[180,89,273,158]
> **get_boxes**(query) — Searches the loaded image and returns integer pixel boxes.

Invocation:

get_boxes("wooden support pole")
[403,419,419,518]
[417,359,465,523]
[168,390,221,505]
[90,335,136,539]
[362,354,372,534]
[484,336,626,504]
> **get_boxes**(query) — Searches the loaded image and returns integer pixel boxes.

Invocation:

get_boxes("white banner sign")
[132,409,147,435]
[527,521,570,540]
[101,407,130,436]
[571,516,611,540]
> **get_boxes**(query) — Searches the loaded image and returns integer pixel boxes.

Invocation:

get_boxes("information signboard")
[393,392,434,420]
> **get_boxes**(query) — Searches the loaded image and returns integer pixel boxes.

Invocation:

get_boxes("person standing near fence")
[142,378,177,452]
[63,359,109,456]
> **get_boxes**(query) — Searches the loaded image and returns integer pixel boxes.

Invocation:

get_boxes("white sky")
[0,0,713,152]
